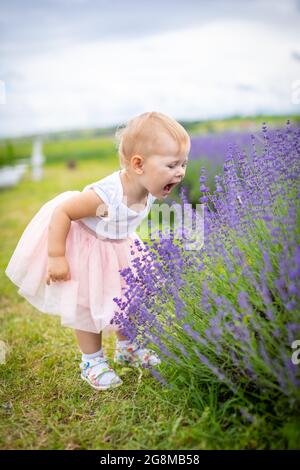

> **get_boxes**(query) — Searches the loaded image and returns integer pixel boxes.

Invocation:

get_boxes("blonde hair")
[115,111,191,169]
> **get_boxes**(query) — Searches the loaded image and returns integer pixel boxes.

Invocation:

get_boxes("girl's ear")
[131,154,144,174]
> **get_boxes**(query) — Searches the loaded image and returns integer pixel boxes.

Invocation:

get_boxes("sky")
[0,0,300,138]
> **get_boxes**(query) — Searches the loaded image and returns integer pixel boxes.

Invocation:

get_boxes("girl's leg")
[115,331,129,341]
[75,329,102,354]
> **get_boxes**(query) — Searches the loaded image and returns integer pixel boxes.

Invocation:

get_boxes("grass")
[0,136,116,167]
[182,113,300,135]
[2,114,299,168]
[0,160,296,449]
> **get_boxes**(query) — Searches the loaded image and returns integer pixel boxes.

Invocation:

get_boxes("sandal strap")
[81,355,110,371]
[81,355,107,368]
[81,358,115,382]
[92,365,114,379]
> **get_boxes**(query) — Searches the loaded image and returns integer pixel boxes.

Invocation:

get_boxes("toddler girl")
[5,111,190,391]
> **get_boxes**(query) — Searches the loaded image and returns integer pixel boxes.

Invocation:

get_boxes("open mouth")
[163,182,177,193]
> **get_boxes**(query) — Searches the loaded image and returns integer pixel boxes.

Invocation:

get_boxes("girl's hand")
[46,256,71,285]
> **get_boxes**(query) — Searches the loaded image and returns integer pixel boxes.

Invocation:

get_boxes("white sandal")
[80,355,123,390]
[114,341,161,368]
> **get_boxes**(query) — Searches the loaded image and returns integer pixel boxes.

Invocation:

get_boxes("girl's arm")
[48,189,107,257]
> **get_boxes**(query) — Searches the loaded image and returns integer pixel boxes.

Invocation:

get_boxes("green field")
[1,114,299,168]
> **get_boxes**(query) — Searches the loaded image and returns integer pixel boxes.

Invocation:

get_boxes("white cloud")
[0,5,300,137]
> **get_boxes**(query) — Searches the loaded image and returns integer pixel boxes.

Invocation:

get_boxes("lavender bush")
[189,127,281,164]
[184,127,292,205]
[112,121,300,411]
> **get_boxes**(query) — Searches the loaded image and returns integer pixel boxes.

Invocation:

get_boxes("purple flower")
[113,121,300,407]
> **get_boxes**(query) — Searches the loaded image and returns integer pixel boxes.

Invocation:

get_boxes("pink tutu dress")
[5,169,157,334]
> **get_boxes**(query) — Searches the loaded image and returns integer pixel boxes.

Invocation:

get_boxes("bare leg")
[115,330,129,341]
[75,329,102,354]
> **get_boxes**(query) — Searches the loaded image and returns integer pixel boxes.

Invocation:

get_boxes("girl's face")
[143,134,189,198]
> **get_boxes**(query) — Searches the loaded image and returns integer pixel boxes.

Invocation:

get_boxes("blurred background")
[0,0,299,206]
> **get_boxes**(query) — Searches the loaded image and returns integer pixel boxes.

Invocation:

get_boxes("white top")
[80,169,157,239]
